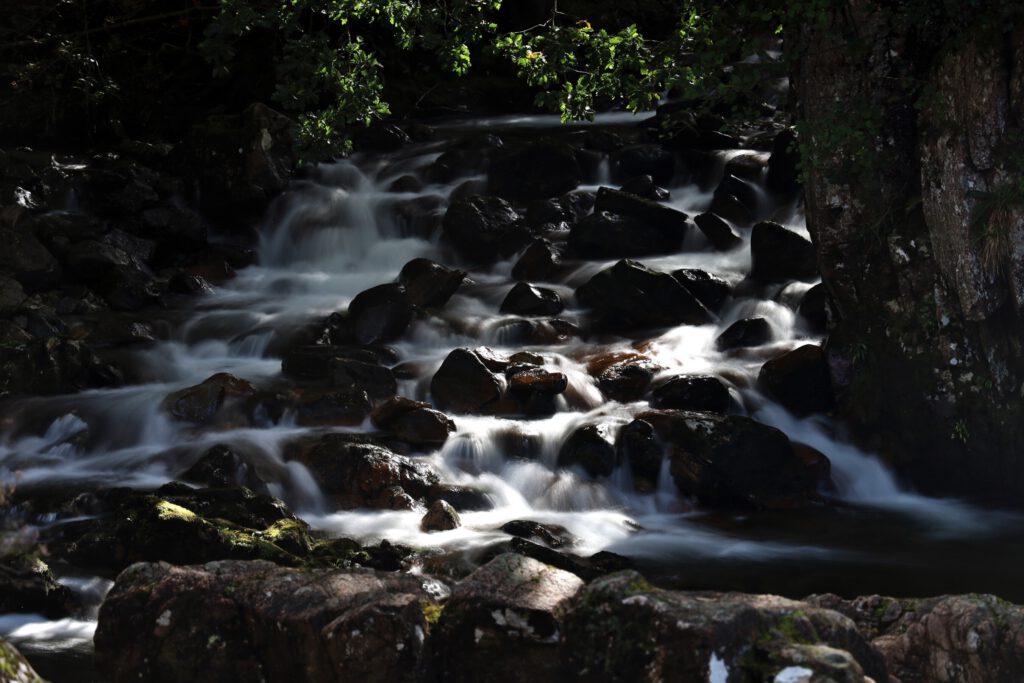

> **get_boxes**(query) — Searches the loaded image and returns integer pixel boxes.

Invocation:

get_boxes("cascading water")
[3,113,1024,674]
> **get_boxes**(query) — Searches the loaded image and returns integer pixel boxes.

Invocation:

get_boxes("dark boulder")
[499,521,576,549]
[0,224,61,292]
[511,239,562,282]
[398,258,465,308]
[650,375,731,413]
[639,409,829,509]
[619,175,670,201]
[565,571,886,683]
[420,500,461,532]
[289,433,439,509]
[576,260,714,331]
[488,140,583,200]
[615,419,664,488]
[371,397,456,449]
[425,554,583,683]
[331,358,397,401]
[798,282,828,333]
[188,103,296,229]
[442,195,529,262]
[500,282,564,316]
[294,389,372,427]
[671,268,732,313]
[708,192,754,227]
[181,444,267,492]
[507,367,568,396]
[95,560,437,683]
[0,554,77,619]
[281,345,395,382]
[162,373,255,424]
[0,275,25,315]
[590,354,664,402]
[592,187,690,234]
[766,128,801,200]
[557,424,619,478]
[569,211,684,258]
[758,344,836,415]
[715,317,773,351]
[0,338,122,396]
[750,221,818,284]
[611,144,675,185]
[430,348,503,414]
[694,212,743,250]
[348,283,414,345]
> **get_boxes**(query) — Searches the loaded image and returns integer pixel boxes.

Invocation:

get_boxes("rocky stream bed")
[1,106,1024,682]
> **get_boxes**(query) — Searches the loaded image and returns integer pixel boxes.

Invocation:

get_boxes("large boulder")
[671,268,732,313]
[807,593,1024,683]
[500,282,564,316]
[95,560,438,683]
[564,571,886,683]
[511,238,562,282]
[650,375,731,413]
[0,338,122,397]
[758,344,836,415]
[188,103,296,229]
[430,348,503,414]
[488,140,583,200]
[615,419,664,488]
[576,260,714,331]
[0,638,44,683]
[611,144,675,185]
[331,358,397,401]
[289,433,440,509]
[0,554,77,618]
[589,353,664,402]
[569,211,686,259]
[638,410,830,509]
[442,196,530,262]
[425,554,584,683]
[715,317,773,351]
[0,223,61,292]
[293,388,372,427]
[398,258,465,308]
[694,211,743,251]
[750,221,818,284]
[371,397,456,449]
[348,283,414,345]
[557,424,619,478]
[162,373,256,424]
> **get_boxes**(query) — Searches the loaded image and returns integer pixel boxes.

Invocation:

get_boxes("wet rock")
[290,433,440,509]
[62,487,312,572]
[0,337,122,396]
[766,129,801,200]
[750,221,818,284]
[0,224,61,292]
[715,317,773,351]
[709,192,754,226]
[758,344,836,415]
[181,444,268,492]
[425,554,584,683]
[500,282,564,316]
[64,241,137,282]
[442,195,530,262]
[593,187,689,234]
[569,210,685,259]
[0,554,77,619]
[371,397,456,449]
[499,521,575,549]
[421,500,461,532]
[639,409,830,509]
[725,153,767,181]
[611,144,675,185]
[671,268,732,313]
[807,593,1024,683]
[565,571,886,683]
[0,637,44,683]
[100,265,162,310]
[162,374,254,424]
[0,275,25,315]
[188,103,296,229]
[430,348,503,414]
[294,388,372,427]
[398,258,465,308]
[798,282,828,333]
[694,212,743,250]
[619,175,670,201]
[330,358,397,401]
[427,484,493,512]
[491,319,580,346]
[348,283,414,345]
[650,375,731,413]
[281,345,395,382]
[591,354,664,402]
[512,239,562,282]
[507,367,568,395]
[577,260,714,331]
[488,140,583,200]
[388,174,423,193]
[168,271,214,296]
[138,205,207,251]
[95,560,437,683]
[615,419,663,487]
[558,424,618,478]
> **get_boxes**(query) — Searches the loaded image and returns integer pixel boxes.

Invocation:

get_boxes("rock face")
[565,571,886,683]
[425,553,583,683]
[576,260,714,331]
[795,9,1024,503]
[95,560,439,683]
[808,593,1024,683]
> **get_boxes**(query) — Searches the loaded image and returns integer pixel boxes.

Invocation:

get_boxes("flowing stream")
[3,113,1024,677]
